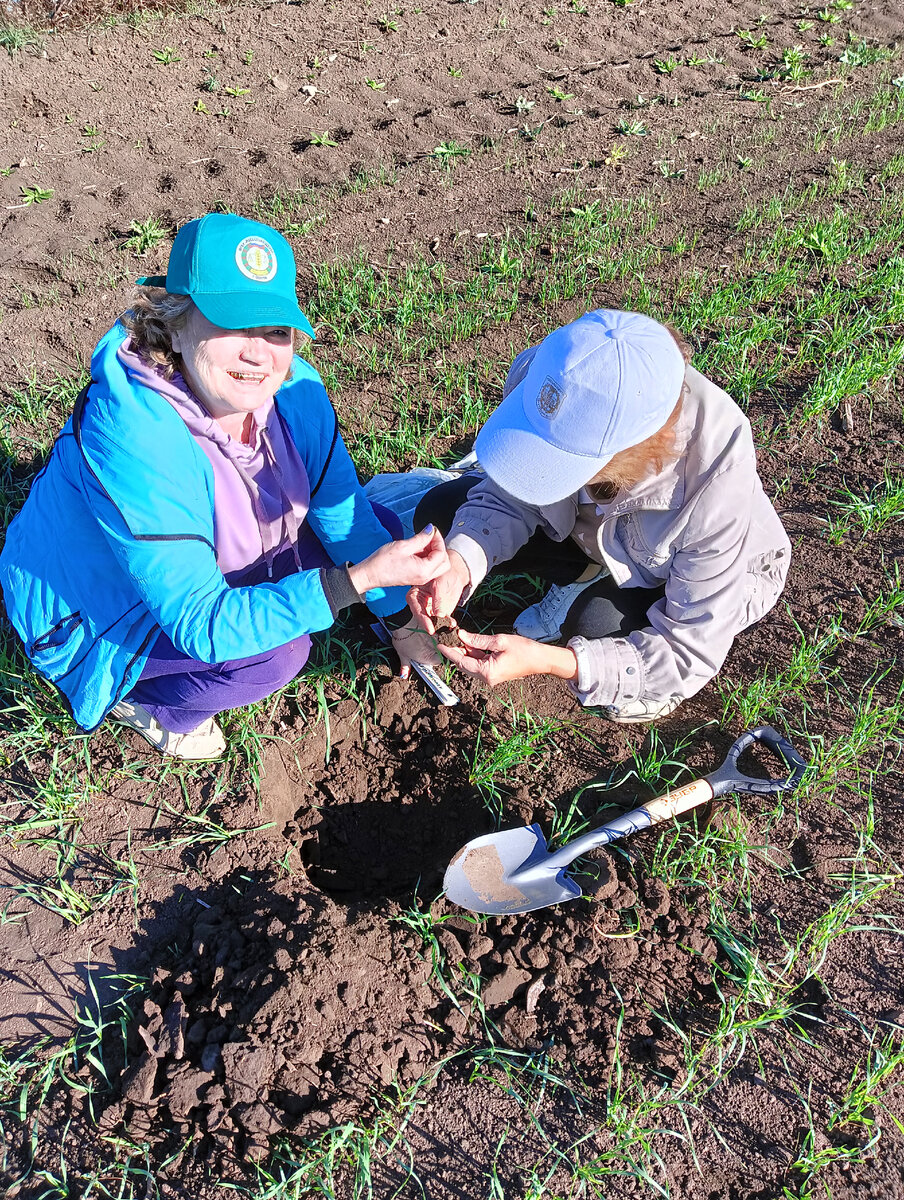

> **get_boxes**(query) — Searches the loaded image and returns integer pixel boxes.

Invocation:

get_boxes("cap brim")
[192,291,315,338]
[475,381,611,506]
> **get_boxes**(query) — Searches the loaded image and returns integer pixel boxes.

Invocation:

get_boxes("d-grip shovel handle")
[704,725,806,797]
[541,726,806,872]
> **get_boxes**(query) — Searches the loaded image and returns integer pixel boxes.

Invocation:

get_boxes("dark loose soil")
[432,616,463,648]
[2,0,904,1196]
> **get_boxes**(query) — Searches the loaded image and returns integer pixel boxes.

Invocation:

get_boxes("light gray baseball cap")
[474,309,686,505]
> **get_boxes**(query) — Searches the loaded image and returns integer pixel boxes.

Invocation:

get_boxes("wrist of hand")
[448,549,471,590]
[537,643,579,681]
[347,561,371,597]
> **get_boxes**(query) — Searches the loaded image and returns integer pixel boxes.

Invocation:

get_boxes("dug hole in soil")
[94,669,718,1171]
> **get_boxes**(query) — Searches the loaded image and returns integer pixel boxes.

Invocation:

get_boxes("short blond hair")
[588,325,691,498]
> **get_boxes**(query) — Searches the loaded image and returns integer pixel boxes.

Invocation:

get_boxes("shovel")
[444,726,807,916]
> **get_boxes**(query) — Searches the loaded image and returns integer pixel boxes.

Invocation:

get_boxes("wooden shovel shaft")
[643,777,715,823]
[540,777,714,872]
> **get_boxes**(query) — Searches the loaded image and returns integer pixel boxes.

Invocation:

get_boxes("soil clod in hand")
[433,617,463,648]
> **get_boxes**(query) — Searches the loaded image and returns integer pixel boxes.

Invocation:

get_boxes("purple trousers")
[128,542,324,733]
[127,507,403,734]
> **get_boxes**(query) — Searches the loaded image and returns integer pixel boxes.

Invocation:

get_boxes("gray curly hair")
[120,291,196,380]
[121,289,304,381]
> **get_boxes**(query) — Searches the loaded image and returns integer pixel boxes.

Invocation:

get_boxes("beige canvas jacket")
[446,356,791,711]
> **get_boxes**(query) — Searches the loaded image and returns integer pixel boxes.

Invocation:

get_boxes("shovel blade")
[443,824,583,915]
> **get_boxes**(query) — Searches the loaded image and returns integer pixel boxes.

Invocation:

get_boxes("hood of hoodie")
[117,336,311,580]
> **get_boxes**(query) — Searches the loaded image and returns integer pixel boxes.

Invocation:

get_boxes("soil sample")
[433,617,464,648]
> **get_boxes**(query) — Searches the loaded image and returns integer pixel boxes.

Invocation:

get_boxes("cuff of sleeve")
[566,636,645,707]
[380,608,412,631]
[445,533,488,602]
[320,565,362,617]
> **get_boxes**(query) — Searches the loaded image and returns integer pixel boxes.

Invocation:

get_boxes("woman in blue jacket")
[0,214,448,760]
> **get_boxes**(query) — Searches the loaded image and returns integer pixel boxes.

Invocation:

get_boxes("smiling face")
[170,305,295,424]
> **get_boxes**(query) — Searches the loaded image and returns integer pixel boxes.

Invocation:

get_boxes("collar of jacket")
[597,460,687,519]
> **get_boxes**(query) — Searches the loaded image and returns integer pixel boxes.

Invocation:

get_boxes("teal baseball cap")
[137,213,315,337]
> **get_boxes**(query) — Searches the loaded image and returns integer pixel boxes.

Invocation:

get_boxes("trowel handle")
[541,726,806,871]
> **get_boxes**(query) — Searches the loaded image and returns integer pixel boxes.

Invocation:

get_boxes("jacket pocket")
[30,611,83,655]
[743,549,790,628]
[618,512,674,572]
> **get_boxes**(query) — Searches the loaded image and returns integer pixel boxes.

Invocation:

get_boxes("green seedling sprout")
[18,184,53,205]
[0,20,42,54]
[615,117,649,135]
[120,216,170,256]
[432,140,471,164]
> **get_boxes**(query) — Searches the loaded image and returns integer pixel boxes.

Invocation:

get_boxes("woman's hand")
[348,525,449,595]
[407,548,471,632]
[438,628,579,687]
[391,621,443,679]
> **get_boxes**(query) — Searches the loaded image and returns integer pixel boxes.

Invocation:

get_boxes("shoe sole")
[602,705,680,725]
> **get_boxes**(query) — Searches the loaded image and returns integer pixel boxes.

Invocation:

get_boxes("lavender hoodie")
[118,340,312,582]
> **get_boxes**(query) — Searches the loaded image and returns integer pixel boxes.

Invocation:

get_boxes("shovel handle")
[541,726,806,870]
[641,726,806,822]
[703,726,807,798]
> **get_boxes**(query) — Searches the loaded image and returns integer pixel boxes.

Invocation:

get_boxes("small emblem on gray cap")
[536,377,564,417]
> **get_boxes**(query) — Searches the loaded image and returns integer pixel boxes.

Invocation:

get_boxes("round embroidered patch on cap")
[536,376,564,417]
[235,236,277,282]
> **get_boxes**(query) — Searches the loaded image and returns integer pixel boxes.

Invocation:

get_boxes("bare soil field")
[1,0,904,1196]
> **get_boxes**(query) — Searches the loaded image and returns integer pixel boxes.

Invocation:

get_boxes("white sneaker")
[109,699,226,760]
[448,450,481,473]
[514,574,605,643]
[599,697,682,724]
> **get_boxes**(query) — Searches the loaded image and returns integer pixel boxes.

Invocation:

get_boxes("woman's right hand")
[348,525,450,595]
[407,548,471,632]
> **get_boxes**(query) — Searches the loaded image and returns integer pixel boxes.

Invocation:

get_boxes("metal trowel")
[444,726,806,916]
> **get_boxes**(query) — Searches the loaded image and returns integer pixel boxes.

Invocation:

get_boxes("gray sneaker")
[600,697,682,724]
[514,573,605,643]
[109,699,226,760]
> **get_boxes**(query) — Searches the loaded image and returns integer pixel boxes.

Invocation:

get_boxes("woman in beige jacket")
[408,309,790,723]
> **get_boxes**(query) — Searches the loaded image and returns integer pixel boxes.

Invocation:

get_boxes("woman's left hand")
[438,629,579,687]
[391,621,443,678]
